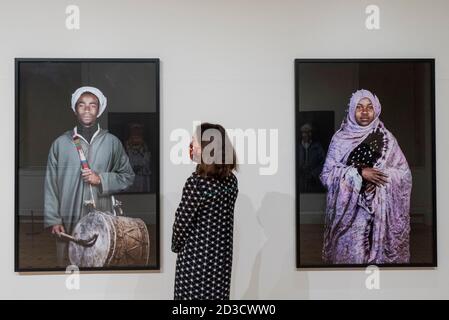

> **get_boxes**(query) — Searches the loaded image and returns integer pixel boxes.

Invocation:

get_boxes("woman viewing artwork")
[320,89,412,265]
[171,122,238,300]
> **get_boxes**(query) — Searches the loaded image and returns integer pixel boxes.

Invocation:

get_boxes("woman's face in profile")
[190,135,202,163]
[355,97,375,127]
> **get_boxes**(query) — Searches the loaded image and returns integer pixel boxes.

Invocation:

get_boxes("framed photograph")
[295,59,437,268]
[15,58,160,272]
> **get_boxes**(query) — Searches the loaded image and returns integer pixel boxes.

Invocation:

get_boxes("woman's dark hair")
[195,122,237,179]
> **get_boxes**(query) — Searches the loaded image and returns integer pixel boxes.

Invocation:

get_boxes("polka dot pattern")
[347,128,385,169]
[172,172,238,300]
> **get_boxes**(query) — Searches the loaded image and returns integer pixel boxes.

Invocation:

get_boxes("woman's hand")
[361,168,389,187]
[365,183,376,193]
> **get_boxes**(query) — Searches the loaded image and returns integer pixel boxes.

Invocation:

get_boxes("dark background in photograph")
[16,60,159,271]
[108,112,158,194]
[296,60,435,267]
[298,111,334,193]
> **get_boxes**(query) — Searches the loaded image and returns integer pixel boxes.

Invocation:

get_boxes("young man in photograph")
[43,86,135,267]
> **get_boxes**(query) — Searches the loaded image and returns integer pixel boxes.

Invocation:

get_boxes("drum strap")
[73,136,90,170]
[73,134,96,208]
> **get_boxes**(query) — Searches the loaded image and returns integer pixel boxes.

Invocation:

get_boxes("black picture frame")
[15,58,160,272]
[295,58,437,269]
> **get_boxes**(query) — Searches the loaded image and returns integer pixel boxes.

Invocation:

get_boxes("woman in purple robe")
[320,89,412,264]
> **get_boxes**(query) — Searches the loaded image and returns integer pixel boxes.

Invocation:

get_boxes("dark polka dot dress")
[172,172,239,300]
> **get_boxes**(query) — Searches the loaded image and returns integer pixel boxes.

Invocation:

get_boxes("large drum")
[68,210,150,268]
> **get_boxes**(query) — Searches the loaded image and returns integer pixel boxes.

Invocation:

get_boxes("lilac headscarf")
[332,89,383,165]
[346,89,382,133]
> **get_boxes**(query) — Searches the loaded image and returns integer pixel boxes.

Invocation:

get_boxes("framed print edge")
[14,58,161,273]
[295,58,438,269]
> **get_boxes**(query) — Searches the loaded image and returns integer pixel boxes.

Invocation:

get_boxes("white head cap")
[71,86,107,117]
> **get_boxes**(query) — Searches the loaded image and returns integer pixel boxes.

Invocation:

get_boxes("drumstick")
[57,232,98,247]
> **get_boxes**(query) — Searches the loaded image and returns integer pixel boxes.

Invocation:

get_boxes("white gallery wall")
[1,0,448,299]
